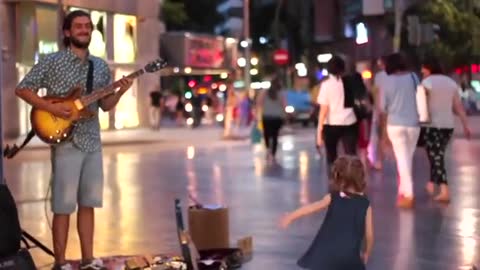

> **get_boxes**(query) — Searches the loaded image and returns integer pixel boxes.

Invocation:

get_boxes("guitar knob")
[63,133,67,137]
[56,139,61,143]
[49,136,53,139]
[56,130,60,134]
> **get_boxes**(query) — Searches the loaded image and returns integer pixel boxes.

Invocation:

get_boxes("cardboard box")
[188,207,229,250]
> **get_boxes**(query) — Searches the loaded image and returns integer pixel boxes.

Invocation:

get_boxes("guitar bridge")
[73,99,84,110]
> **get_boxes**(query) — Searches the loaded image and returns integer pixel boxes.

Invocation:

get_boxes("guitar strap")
[3,60,95,159]
[86,60,94,95]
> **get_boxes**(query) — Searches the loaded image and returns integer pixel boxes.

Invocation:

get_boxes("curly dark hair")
[62,10,93,47]
[330,156,366,193]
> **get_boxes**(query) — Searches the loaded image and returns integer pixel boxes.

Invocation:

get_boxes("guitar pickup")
[73,99,84,110]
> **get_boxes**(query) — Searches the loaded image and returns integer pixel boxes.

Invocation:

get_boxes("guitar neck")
[80,68,145,106]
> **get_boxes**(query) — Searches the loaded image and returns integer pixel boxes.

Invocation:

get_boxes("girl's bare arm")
[363,206,374,263]
[280,194,331,228]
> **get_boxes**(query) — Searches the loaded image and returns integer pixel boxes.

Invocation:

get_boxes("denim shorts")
[50,142,104,214]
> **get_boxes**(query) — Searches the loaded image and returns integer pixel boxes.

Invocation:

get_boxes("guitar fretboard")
[80,69,145,106]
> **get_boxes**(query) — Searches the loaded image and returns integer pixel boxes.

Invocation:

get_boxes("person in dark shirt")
[344,72,373,170]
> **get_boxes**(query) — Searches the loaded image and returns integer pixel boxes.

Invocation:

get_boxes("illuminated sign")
[317,53,333,63]
[38,41,58,54]
[186,37,225,68]
[472,80,480,93]
[356,23,369,44]
[197,87,209,94]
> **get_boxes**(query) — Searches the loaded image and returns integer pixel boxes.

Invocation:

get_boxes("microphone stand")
[0,27,54,258]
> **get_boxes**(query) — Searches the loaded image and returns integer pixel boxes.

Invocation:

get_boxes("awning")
[159,67,234,76]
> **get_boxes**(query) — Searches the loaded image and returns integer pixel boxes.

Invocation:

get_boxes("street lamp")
[243,0,251,97]
[393,0,405,52]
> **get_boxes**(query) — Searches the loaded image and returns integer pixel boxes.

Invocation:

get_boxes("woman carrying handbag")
[380,53,420,209]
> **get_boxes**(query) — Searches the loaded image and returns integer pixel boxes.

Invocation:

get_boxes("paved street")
[4,124,480,269]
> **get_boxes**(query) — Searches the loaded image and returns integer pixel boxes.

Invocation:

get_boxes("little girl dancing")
[280,156,374,269]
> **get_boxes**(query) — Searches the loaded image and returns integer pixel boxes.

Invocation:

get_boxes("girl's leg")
[262,117,277,162]
[426,128,454,201]
[387,125,414,207]
[358,120,370,170]
[403,126,420,200]
[424,127,436,195]
[262,118,272,153]
[368,111,381,169]
[270,118,283,157]
[323,125,341,166]
[341,123,359,156]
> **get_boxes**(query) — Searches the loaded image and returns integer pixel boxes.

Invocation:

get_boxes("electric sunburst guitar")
[30,58,167,144]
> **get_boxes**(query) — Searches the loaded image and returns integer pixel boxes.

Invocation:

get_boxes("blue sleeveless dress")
[297,191,370,270]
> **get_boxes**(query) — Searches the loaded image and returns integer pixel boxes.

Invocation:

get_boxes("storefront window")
[384,0,394,9]
[17,65,32,135]
[16,3,57,135]
[36,4,59,58]
[69,7,107,59]
[17,64,48,135]
[114,68,139,129]
[99,107,110,130]
[114,14,137,63]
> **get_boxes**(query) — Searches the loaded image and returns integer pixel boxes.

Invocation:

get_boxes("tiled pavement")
[4,122,480,269]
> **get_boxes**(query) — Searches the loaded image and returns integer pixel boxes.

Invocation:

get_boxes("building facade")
[215,0,243,38]
[313,0,395,69]
[0,0,163,139]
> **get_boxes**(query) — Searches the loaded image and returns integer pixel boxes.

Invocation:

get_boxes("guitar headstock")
[145,58,167,73]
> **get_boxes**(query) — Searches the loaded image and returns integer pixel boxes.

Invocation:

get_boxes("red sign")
[273,49,289,65]
[186,37,225,68]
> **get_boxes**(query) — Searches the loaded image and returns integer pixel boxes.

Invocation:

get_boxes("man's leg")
[51,143,83,266]
[52,215,70,265]
[78,206,94,261]
[78,150,104,266]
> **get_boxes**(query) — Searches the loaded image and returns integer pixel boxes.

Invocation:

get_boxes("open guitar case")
[174,199,243,270]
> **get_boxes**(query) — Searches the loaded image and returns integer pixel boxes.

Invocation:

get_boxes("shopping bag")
[250,122,262,145]
[416,84,430,124]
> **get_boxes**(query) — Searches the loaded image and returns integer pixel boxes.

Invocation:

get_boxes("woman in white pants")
[380,53,420,209]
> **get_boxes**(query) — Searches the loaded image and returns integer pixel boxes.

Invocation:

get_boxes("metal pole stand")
[21,230,55,257]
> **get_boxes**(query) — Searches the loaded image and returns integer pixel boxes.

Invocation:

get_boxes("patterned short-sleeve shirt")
[17,49,111,152]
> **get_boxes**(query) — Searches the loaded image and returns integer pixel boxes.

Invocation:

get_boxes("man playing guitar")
[15,10,133,270]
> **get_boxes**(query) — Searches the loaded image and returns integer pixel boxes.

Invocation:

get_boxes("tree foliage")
[406,0,480,70]
[160,0,188,27]
[160,0,223,34]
